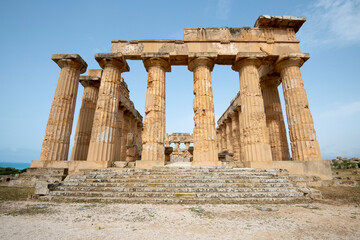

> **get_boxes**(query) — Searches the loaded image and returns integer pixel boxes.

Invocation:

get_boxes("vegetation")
[0,187,34,201]
[0,167,26,175]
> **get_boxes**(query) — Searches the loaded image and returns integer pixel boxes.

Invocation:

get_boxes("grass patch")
[4,204,54,216]
[0,187,34,201]
[317,186,360,204]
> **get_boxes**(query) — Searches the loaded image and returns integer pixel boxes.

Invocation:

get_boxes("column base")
[135,160,165,169]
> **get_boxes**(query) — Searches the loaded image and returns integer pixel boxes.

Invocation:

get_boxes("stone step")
[49,190,303,198]
[83,168,279,174]
[42,195,307,204]
[61,182,294,188]
[55,185,299,193]
[65,178,288,184]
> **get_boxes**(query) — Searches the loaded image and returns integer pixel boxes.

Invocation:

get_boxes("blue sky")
[0,0,359,164]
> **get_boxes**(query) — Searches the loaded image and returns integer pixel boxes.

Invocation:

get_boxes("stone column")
[216,129,222,152]
[70,74,101,161]
[120,111,130,162]
[224,118,233,153]
[220,124,227,151]
[114,106,125,162]
[261,75,290,161]
[87,53,129,164]
[174,142,180,150]
[39,54,87,161]
[188,56,220,166]
[276,54,321,161]
[232,53,272,164]
[137,56,171,168]
[229,111,241,161]
[185,142,190,149]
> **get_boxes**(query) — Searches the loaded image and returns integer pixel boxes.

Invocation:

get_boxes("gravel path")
[0,201,359,240]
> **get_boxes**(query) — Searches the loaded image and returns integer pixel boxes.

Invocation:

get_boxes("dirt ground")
[0,199,359,240]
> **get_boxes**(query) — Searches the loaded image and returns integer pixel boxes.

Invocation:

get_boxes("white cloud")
[216,0,231,20]
[300,0,360,48]
[319,101,360,118]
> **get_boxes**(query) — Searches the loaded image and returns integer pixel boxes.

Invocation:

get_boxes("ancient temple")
[31,15,331,179]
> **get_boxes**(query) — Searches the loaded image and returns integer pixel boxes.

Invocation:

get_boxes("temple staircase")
[45,167,309,204]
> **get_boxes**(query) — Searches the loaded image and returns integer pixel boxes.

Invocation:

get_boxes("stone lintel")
[254,15,306,33]
[217,92,241,126]
[79,76,101,88]
[87,69,103,78]
[95,53,130,72]
[51,54,87,73]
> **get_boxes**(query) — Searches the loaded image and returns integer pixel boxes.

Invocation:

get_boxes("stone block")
[35,181,49,195]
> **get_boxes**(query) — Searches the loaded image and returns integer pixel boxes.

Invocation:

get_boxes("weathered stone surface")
[35,181,49,195]
[70,71,101,161]
[87,53,128,163]
[232,53,272,163]
[139,57,171,168]
[39,54,87,161]
[275,54,321,161]
[188,57,220,166]
[261,74,290,161]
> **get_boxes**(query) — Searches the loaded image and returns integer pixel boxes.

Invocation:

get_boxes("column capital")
[260,74,281,88]
[232,52,267,71]
[228,111,237,119]
[95,53,130,72]
[188,55,216,72]
[224,117,231,123]
[51,54,87,74]
[275,53,310,72]
[142,54,171,72]
[79,76,101,88]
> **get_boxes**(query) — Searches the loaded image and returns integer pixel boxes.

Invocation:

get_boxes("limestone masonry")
[31,15,331,180]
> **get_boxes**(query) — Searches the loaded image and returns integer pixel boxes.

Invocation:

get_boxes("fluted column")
[232,53,272,163]
[174,142,180,149]
[87,53,129,164]
[220,124,227,151]
[114,106,125,161]
[70,75,101,161]
[185,142,190,149]
[39,54,87,161]
[120,111,130,161]
[261,75,290,161]
[224,118,233,153]
[188,57,220,166]
[137,56,171,168]
[229,111,241,161]
[216,129,222,152]
[276,54,321,161]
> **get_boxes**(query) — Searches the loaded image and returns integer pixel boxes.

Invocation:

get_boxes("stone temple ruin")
[30,15,332,186]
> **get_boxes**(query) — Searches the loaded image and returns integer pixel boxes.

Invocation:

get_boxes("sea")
[0,162,31,169]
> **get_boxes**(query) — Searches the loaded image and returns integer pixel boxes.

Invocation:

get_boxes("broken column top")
[254,15,306,33]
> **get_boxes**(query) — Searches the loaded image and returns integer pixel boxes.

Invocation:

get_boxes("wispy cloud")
[300,0,360,48]
[318,101,360,118]
[216,0,231,20]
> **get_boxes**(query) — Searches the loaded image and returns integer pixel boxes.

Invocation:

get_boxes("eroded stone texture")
[188,57,220,166]
[261,75,290,161]
[139,56,171,167]
[70,71,101,161]
[114,106,125,161]
[220,124,227,151]
[40,54,87,161]
[276,54,321,161]
[126,133,137,162]
[87,53,129,163]
[224,118,233,154]
[120,111,130,162]
[232,53,272,163]
[229,111,241,161]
